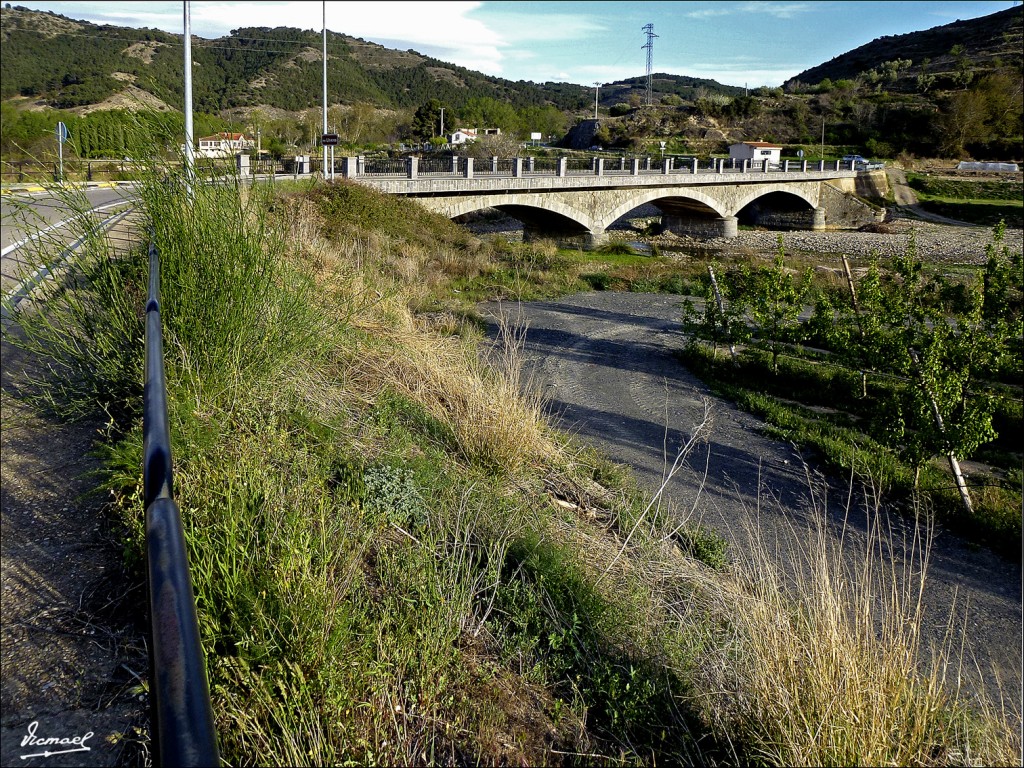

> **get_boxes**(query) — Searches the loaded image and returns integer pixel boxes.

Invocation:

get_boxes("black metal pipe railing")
[144,241,219,767]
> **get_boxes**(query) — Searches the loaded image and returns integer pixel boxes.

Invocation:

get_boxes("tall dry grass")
[675,473,1022,766]
[279,194,557,474]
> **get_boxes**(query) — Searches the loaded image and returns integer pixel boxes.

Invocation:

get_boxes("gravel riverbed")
[653,217,1022,265]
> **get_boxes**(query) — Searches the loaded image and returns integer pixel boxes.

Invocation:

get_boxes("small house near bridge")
[449,127,502,145]
[196,132,254,158]
[729,141,782,165]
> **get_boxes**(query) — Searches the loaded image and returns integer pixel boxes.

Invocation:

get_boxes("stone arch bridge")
[334,156,883,246]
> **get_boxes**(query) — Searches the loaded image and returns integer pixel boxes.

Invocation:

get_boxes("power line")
[641,23,658,106]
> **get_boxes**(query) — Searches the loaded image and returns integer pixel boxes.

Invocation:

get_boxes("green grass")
[906,173,1024,201]
[917,199,1023,227]
[905,172,1024,226]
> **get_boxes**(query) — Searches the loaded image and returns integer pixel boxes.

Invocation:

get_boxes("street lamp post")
[593,82,600,120]
[322,1,328,180]
[183,1,195,196]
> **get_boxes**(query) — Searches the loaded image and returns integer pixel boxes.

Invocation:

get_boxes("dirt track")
[481,291,1022,711]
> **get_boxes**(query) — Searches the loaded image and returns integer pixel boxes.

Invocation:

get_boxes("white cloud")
[683,8,734,19]
[738,2,811,19]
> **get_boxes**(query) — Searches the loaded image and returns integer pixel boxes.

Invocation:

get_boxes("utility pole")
[322,1,328,180]
[593,82,600,120]
[183,1,194,196]
[642,23,658,107]
[439,107,445,139]
[821,118,825,160]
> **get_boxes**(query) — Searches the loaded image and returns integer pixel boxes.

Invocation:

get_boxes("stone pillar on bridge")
[691,157,698,174]
[818,160,825,171]
[717,158,725,174]
[557,157,567,177]
[528,157,535,172]
[717,216,738,238]
[812,207,826,230]
[801,160,808,173]
[783,160,790,173]
[631,158,640,175]
[451,156,459,173]
[408,156,419,179]
[464,157,474,178]
[763,160,770,173]
[491,157,499,173]
[834,159,841,171]
[662,158,671,174]
[645,157,652,171]
[236,153,250,178]
[595,158,604,176]
[743,159,750,173]
[513,157,524,177]
[342,157,358,178]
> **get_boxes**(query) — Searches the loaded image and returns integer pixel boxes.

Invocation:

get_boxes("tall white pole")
[183,1,195,195]
[593,82,600,120]
[323,2,328,180]
[439,107,444,139]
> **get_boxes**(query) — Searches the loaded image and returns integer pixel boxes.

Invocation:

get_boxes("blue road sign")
[56,121,69,143]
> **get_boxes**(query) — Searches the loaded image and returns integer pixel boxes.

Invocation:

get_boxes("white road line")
[1,208,134,324]
[1,200,133,258]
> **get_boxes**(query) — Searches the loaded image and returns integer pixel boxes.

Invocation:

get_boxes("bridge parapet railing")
[419,156,457,175]
[565,157,594,175]
[524,156,560,175]
[471,158,516,176]
[362,157,407,176]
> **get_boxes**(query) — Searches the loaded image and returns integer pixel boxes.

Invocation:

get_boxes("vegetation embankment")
[8,162,1021,764]
[906,172,1024,227]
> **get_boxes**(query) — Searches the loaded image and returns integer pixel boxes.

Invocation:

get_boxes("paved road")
[1,185,136,296]
[1,210,146,765]
[481,291,1022,710]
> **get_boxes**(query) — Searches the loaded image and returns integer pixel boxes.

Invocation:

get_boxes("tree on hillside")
[938,72,1024,156]
[411,99,445,140]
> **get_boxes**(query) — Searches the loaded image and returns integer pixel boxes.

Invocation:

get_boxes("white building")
[196,132,254,158]
[728,141,782,165]
[449,128,478,145]
[448,127,502,145]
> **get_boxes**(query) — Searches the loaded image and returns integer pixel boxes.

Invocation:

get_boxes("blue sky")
[9,1,1019,87]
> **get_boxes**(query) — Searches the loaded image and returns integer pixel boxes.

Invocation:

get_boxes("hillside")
[0,6,594,113]
[786,5,1023,90]
[1,5,1020,161]
[599,73,745,107]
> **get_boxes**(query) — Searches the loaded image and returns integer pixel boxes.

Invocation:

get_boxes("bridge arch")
[597,188,727,232]
[731,188,821,232]
[427,194,595,233]
[727,185,818,217]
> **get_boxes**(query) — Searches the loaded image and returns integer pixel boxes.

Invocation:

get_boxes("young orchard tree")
[742,237,812,373]
[681,264,749,362]
[853,228,1017,513]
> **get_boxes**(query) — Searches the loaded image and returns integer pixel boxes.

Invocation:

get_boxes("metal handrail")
[144,241,219,767]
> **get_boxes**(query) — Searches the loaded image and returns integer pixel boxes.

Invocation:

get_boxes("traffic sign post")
[56,121,68,182]
[321,134,339,180]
